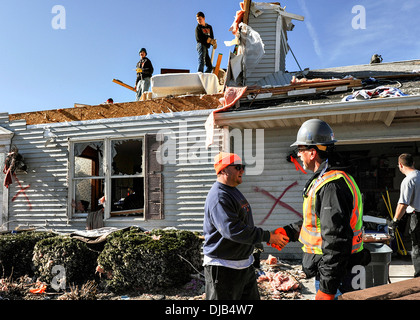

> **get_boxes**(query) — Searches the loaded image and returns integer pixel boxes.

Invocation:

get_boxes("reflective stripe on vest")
[299,170,364,255]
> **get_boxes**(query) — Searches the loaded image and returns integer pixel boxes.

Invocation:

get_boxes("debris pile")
[58,280,98,300]
[257,255,306,300]
[342,85,409,102]
[0,275,33,300]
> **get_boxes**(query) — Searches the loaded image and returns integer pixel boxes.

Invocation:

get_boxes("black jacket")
[195,23,214,48]
[283,161,370,294]
[136,57,154,85]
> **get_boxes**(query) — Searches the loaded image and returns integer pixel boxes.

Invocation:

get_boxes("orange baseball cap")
[214,152,242,174]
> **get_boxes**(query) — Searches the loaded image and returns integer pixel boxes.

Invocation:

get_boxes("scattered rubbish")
[342,86,409,102]
[256,258,306,300]
[265,254,278,265]
[29,281,47,294]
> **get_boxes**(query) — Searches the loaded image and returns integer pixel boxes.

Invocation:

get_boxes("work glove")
[268,228,289,251]
[208,38,217,48]
[387,218,400,238]
[136,68,143,73]
[315,290,335,300]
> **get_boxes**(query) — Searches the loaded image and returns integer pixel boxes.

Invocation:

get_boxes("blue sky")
[1,0,419,114]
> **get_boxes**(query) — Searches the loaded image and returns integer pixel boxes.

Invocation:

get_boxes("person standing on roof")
[391,153,420,277]
[195,11,216,73]
[273,119,370,300]
[203,152,289,300]
[135,48,154,101]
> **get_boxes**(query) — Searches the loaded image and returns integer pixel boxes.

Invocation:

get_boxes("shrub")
[32,235,99,285]
[0,231,56,278]
[97,227,203,293]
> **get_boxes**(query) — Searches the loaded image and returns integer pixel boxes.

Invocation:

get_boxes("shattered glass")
[74,142,104,177]
[111,139,143,176]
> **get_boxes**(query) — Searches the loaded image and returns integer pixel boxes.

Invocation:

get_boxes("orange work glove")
[315,290,335,300]
[267,228,289,251]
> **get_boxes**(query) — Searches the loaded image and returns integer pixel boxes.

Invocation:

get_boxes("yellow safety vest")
[299,170,364,255]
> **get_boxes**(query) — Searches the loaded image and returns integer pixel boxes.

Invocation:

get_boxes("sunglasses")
[228,164,246,171]
[297,146,312,153]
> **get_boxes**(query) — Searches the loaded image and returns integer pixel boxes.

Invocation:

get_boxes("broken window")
[110,139,144,217]
[69,136,163,221]
[74,142,103,177]
[72,142,104,217]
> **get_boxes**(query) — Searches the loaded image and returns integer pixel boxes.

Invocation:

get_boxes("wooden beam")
[243,0,252,25]
[213,53,223,76]
[339,277,420,300]
[113,79,136,92]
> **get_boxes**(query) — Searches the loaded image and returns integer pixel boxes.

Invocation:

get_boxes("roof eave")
[214,94,420,129]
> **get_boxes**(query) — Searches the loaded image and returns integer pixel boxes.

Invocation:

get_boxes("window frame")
[67,134,146,221]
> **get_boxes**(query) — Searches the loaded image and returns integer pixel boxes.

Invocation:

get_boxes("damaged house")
[2,1,420,262]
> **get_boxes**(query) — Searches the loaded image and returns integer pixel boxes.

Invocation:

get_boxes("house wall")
[246,7,288,85]
[0,113,12,231]
[235,127,306,259]
[5,110,223,233]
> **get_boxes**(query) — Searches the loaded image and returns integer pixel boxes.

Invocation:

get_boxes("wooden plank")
[242,0,252,25]
[112,79,136,92]
[213,53,223,76]
[246,79,362,94]
[392,292,420,300]
[111,209,144,217]
[339,277,420,300]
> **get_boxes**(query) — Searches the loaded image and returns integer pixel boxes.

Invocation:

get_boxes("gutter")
[214,95,420,127]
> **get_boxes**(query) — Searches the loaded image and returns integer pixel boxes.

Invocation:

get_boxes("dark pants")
[409,212,420,277]
[197,43,212,73]
[204,265,260,300]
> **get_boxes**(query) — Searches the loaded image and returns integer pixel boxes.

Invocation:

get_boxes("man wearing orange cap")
[203,152,289,300]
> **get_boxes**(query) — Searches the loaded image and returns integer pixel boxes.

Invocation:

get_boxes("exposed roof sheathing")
[9,94,223,125]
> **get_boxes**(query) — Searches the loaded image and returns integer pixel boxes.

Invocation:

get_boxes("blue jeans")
[136,77,150,101]
[197,42,213,73]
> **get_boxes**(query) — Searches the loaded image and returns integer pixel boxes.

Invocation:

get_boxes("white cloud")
[298,0,323,59]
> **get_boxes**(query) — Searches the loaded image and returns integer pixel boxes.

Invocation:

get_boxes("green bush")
[0,231,56,278]
[97,227,203,293]
[32,235,99,285]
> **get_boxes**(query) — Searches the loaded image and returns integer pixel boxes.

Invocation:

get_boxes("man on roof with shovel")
[195,11,216,73]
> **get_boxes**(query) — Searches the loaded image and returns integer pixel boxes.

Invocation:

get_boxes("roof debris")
[9,94,223,125]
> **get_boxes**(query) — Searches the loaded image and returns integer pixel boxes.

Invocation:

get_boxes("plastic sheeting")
[226,23,265,86]
[205,86,248,148]
[239,22,265,78]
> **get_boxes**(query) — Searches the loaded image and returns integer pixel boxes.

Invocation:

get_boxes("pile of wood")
[245,78,363,99]
[339,277,420,300]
